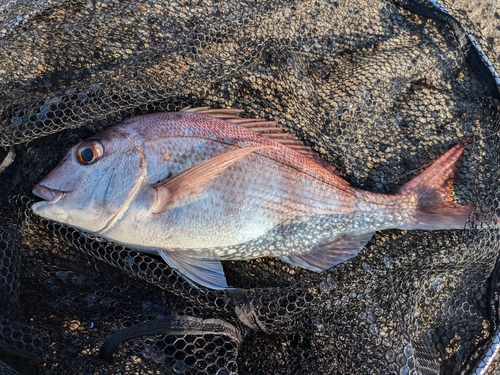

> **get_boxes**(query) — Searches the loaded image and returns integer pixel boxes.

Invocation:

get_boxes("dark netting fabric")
[0,0,499,373]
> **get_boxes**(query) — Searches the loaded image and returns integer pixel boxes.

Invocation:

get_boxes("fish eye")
[76,140,104,165]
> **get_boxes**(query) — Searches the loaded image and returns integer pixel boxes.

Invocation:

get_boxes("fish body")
[32,108,473,289]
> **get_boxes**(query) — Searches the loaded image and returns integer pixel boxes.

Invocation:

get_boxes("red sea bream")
[32,108,473,289]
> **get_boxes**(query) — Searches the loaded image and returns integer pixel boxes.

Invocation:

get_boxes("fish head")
[32,127,146,233]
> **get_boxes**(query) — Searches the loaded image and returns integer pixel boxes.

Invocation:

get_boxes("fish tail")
[398,139,474,230]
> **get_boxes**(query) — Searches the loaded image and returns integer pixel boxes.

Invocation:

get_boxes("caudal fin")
[398,140,474,230]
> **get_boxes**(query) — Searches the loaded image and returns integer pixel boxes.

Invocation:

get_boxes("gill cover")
[32,139,146,234]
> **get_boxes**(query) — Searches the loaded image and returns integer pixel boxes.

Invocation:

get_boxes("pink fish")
[32,108,473,289]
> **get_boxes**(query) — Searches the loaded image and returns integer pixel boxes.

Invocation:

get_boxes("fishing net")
[1,0,499,373]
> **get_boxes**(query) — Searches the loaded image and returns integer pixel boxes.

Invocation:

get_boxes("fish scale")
[32,109,474,289]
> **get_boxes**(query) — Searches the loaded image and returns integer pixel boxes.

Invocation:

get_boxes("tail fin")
[398,140,474,230]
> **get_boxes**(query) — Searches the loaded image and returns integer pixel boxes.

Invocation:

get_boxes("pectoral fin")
[280,232,374,272]
[152,146,271,214]
[158,250,229,290]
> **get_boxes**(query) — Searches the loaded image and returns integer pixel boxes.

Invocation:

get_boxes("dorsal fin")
[181,107,342,176]
[181,106,245,119]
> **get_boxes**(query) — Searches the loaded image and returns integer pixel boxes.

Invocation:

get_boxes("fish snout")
[32,184,65,204]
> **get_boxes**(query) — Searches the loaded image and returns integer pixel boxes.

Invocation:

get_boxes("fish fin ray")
[159,250,229,290]
[398,139,471,204]
[181,106,245,118]
[181,107,343,177]
[409,203,475,230]
[182,106,280,129]
[152,146,271,214]
[280,232,374,271]
[397,139,474,230]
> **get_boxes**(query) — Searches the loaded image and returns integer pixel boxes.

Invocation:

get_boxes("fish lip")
[32,184,67,204]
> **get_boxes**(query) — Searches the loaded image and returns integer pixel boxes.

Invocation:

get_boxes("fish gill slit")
[97,148,147,234]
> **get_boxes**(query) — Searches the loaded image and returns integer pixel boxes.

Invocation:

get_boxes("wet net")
[1,0,500,373]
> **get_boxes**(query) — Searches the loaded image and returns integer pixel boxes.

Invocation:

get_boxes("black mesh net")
[1,0,500,373]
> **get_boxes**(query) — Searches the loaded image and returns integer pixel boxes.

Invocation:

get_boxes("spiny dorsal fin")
[181,107,341,176]
[181,106,277,128]
[181,106,245,119]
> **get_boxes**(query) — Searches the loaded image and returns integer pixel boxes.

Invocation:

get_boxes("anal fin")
[280,232,374,272]
[159,250,229,290]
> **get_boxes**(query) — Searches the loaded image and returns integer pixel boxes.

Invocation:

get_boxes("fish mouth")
[32,184,66,204]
